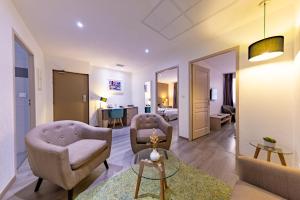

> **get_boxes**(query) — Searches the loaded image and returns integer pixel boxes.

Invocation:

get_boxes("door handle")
[82,94,87,102]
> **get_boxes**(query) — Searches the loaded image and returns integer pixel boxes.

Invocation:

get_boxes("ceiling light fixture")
[116,64,125,68]
[145,49,150,54]
[76,21,84,28]
[248,0,284,62]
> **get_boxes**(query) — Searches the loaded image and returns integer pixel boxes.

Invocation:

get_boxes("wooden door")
[192,64,210,139]
[53,70,89,123]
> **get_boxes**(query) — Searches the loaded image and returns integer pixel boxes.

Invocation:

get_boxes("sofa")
[130,113,172,153]
[232,156,300,200]
[222,105,236,122]
[25,120,112,200]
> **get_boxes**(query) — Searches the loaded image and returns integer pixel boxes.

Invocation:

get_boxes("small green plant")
[263,137,276,143]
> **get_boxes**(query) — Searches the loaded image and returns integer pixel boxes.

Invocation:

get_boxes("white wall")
[132,4,299,166]
[0,0,48,194]
[89,67,132,125]
[45,56,132,126]
[209,68,223,115]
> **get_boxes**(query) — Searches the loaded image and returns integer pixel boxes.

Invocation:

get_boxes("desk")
[98,107,138,127]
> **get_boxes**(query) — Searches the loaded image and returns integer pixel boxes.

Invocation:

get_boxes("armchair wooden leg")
[68,189,73,200]
[34,177,43,192]
[104,160,109,170]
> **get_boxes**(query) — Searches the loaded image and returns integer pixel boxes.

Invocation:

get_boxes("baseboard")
[0,176,16,200]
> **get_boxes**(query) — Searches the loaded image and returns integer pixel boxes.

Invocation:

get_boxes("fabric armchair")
[25,120,112,200]
[232,156,300,200]
[222,105,236,122]
[130,113,172,153]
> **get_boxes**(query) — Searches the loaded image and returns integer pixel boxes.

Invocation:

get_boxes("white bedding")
[161,108,178,121]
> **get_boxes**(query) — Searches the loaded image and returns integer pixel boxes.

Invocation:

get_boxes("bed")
[157,107,178,121]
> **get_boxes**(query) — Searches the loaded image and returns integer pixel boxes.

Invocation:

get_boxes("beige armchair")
[232,156,300,200]
[25,120,112,200]
[130,113,172,153]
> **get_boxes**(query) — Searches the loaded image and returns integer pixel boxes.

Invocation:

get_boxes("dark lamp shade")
[248,36,284,62]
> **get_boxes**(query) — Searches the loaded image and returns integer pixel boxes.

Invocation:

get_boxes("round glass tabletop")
[249,141,293,154]
[131,148,180,180]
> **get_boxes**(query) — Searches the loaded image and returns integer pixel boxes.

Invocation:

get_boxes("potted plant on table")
[263,137,277,148]
[149,129,161,161]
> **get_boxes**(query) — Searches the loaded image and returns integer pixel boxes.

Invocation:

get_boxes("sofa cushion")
[67,139,107,170]
[137,129,166,143]
[231,181,286,200]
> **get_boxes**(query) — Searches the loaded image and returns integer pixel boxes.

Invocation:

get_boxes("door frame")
[155,65,179,134]
[189,46,240,155]
[13,32,36,170]
[52,70,90,124]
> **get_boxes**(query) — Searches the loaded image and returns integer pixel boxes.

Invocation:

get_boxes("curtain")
[223,73,233,106]
[173,82,178,108]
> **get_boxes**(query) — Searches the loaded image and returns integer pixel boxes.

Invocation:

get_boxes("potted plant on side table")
[263,137,277,148]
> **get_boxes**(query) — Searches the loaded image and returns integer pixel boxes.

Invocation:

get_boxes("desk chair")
[109,108,124,128]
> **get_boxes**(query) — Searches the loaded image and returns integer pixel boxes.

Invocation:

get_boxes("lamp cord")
[264,1,266,38]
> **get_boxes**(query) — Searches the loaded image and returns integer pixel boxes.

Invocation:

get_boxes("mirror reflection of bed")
[156,67,179,141]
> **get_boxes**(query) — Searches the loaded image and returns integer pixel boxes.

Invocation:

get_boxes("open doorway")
[156,66,179,140]
[190,47,239,154]
[14,36,36,168]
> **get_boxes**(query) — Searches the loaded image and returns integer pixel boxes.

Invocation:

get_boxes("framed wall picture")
[108,79,123,94]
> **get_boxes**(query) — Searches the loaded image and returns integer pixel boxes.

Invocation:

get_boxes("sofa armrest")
[80,125,112,152]
[25,137,74,189]
[158,116,172,147]
[237,156,300,200]
[158,116,172,136]
[130,115,138,143]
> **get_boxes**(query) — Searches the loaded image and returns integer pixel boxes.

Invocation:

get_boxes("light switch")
[18,92,27,98]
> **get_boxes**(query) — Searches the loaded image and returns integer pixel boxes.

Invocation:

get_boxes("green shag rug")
[76,162,231,200]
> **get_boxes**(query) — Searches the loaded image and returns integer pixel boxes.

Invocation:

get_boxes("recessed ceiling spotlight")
[145,49,150,54]
[76,21,84,28]
[116,64,125,68]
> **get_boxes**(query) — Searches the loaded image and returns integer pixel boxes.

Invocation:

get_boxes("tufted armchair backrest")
[136,114,160,129]
[28,120,84,147]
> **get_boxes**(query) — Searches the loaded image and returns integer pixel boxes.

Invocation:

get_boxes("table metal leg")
[278,153,287,166]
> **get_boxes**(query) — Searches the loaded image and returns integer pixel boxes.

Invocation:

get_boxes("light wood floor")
[3,121,238,200]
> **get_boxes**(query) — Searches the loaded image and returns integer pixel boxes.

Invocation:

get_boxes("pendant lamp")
[248,0,284,62]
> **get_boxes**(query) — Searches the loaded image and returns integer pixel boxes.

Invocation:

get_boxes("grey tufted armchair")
[25,120,112,200]
[130,113,173,153]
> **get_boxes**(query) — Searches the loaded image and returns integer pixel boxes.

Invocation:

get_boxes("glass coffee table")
[131,148,180,200]
[249,141,292,166]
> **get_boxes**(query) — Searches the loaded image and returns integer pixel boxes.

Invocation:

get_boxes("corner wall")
[0,0,48,194]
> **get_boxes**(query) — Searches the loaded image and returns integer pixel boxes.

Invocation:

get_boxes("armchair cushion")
[232,181,285,200]
[67,139,107,170]
[137,129,167,143]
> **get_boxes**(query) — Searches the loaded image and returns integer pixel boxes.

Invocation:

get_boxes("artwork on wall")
[108,79,123,94]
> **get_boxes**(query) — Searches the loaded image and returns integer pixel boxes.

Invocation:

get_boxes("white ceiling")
[143,0,237,40]
[197,50,236,74]
[12,0,295,72]
[157,68,178,83]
